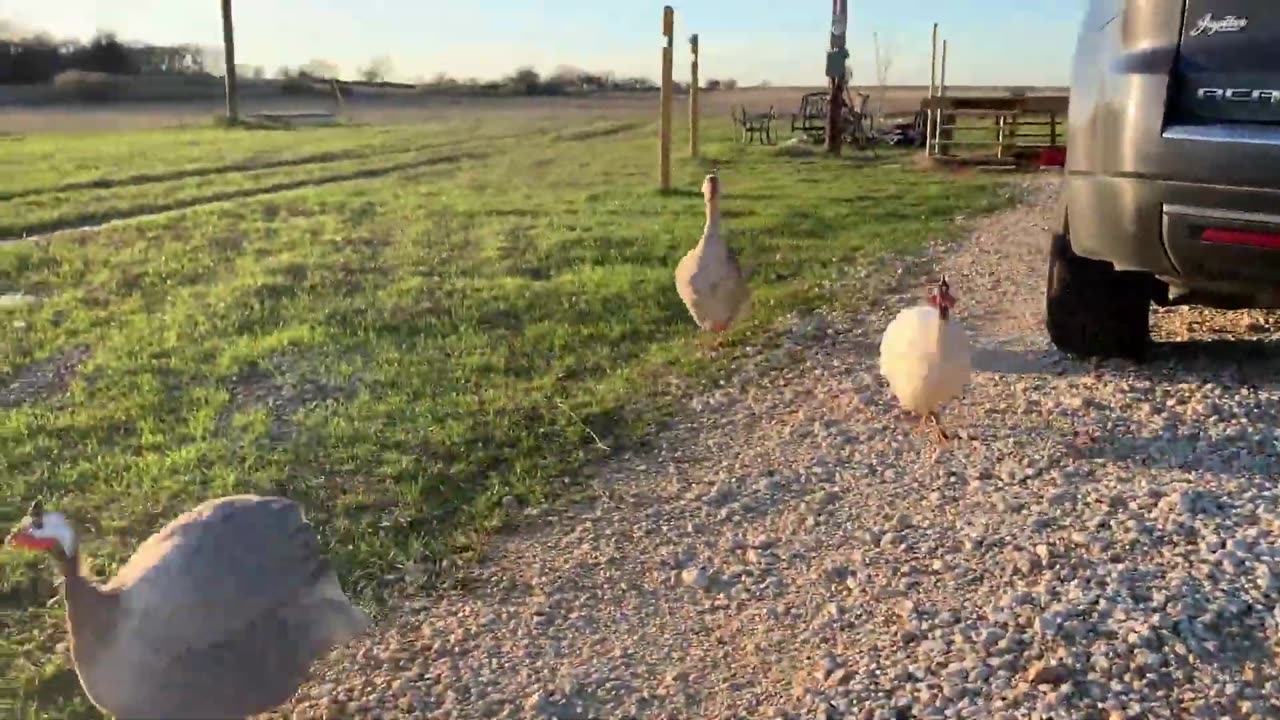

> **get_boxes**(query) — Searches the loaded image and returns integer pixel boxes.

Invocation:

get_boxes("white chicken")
[878,275,972,443]
[675,170,752,344]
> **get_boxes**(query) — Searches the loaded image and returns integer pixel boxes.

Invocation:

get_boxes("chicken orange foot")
[912,411,952,446]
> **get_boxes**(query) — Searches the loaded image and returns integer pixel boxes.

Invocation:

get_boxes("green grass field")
[0,110,1012,717]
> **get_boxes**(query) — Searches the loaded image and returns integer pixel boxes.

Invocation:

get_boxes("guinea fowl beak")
[6,527,56,552]
[7,499,55,551]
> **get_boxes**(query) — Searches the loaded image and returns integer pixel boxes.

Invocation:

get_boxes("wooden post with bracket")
[825,0,849,155]
[659,6,675,190]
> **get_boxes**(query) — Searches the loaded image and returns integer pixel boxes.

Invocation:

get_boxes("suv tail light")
[1201,227,1280,249]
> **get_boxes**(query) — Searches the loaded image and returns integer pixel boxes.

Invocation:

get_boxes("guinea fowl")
[675,169,752,344]
[6,494,369,720]
[878,275,972,445]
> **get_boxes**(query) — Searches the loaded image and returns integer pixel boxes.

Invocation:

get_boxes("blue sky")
[2,1,1087,86]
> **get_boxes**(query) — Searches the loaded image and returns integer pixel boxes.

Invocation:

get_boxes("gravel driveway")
[284,176,1280,720]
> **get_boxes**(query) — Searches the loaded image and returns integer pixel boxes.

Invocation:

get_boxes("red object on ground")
[1201,228,1280,250]
[1039,146,1067,167]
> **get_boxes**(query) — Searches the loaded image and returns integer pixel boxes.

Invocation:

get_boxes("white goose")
[7,495,369,719]
[675,170,752,342]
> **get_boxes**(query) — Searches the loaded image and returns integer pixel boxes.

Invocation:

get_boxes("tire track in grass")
[0,146,416,202]
[0,149,484,243]
[548,120,648,143]
[0,128,544,202]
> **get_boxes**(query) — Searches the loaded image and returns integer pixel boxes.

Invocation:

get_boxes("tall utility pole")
[220,0,239,124]
[825,0,849,155]
[659,6,674,190]
[689,33,700,157]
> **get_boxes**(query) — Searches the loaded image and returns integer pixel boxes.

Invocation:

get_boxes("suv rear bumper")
[1065,172,1280,303]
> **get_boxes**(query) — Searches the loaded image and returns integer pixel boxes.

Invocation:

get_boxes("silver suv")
[1049,0,1280,360]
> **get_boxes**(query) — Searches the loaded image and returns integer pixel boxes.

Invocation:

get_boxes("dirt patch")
[217,355,359,443]
[0,346,91,408]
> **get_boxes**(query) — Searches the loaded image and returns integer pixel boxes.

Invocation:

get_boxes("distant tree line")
[0,32,212,84]
[415,66,660,96]
[1,30,748,103]
[703,78,739,91]
[414,66,739,97]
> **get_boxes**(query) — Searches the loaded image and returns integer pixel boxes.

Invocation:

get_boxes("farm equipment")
[732,105,776,144]
[873,110,928,147]
[789,89,874,149]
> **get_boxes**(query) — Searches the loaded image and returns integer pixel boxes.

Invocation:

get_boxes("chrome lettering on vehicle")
[1190,14,1249,36]
[1197,88,1280,103]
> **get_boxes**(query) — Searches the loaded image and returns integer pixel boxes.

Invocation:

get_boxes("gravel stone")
[272,177,1280,720]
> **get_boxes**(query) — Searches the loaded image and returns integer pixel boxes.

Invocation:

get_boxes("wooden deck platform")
[921,94,1068,162]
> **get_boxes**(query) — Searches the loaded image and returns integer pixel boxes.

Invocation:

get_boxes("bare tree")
[301,58,340,80]
[358,55,393,83]
[873,32,895,121]
[550,64,584,81]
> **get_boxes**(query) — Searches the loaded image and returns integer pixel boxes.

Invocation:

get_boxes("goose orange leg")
[699,322,729,352]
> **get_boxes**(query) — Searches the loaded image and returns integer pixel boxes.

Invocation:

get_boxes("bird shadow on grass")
[727,192,783,202]
[661,187,702,199]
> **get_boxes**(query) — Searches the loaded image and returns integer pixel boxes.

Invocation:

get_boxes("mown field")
[0,105,1013,717]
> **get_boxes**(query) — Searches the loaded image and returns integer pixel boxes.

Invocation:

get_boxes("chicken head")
[927,275,958,319]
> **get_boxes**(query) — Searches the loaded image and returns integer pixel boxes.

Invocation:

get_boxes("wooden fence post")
[926,22,938,156]
[689,34,700,158]
[937,39,951,156]
[659,6,675,191]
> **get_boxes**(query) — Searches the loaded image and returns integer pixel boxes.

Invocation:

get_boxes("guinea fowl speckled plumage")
[7,495,369,720]
[675,170,752,338]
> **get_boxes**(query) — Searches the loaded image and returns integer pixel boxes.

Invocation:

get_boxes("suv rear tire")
[1045,231,1152,361]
